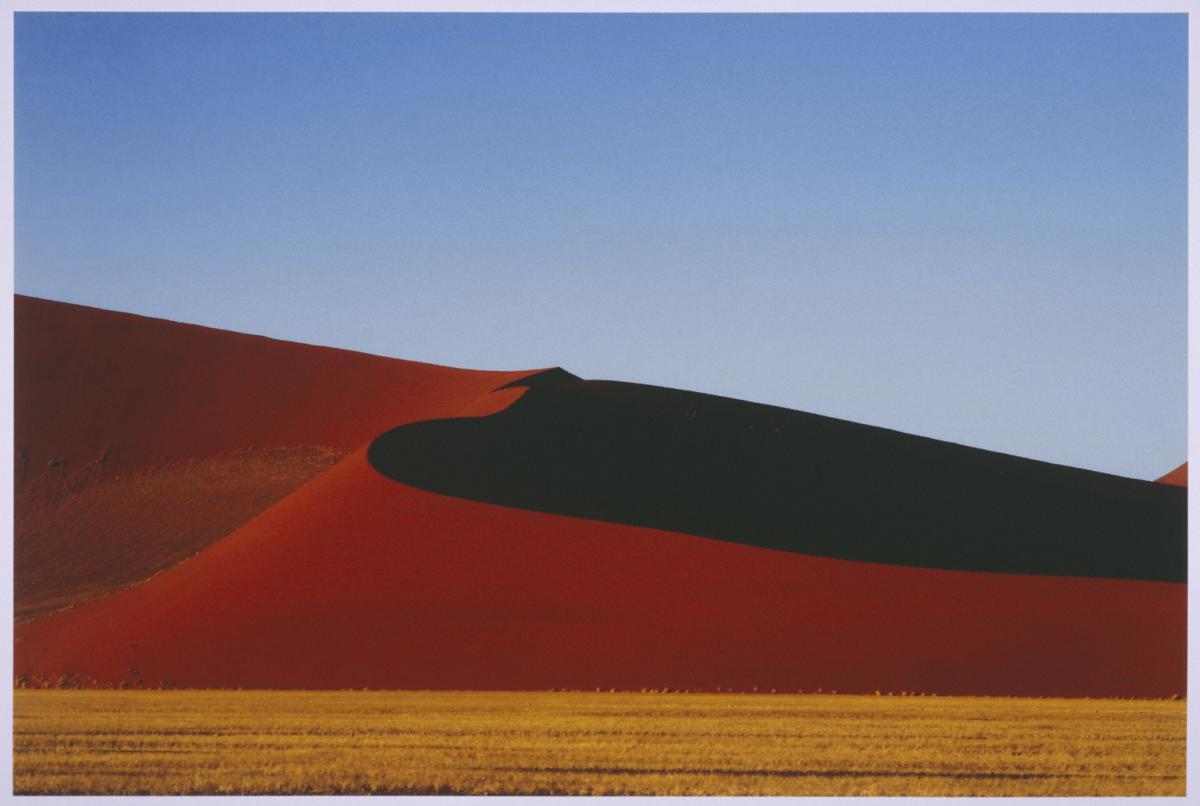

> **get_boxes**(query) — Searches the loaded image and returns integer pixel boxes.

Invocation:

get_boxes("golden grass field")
[12,689,1185,796]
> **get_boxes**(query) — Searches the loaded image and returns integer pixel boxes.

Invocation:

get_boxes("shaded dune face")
[15,447,344,623]
[369,378,1187,583]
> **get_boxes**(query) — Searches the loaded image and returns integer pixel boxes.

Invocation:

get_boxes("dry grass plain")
[12,689,1185,796]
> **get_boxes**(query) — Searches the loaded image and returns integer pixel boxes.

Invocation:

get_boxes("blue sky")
[15,13,1186,479]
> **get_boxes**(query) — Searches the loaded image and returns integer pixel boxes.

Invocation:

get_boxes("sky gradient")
[15,12,1187,479]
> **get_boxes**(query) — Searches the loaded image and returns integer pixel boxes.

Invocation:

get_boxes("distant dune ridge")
[13,295,1186,697]
[1158,462,1188,487]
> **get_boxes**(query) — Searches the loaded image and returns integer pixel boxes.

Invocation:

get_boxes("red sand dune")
[15,295,529,619]
[1158,463,1188,487]
[13,296,1187,697]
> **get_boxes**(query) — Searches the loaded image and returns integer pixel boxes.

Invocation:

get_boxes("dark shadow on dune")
[368,373,1186,582]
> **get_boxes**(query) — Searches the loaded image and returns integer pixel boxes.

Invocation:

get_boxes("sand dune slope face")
[13,297,1186,697]
[14,295,528,619]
